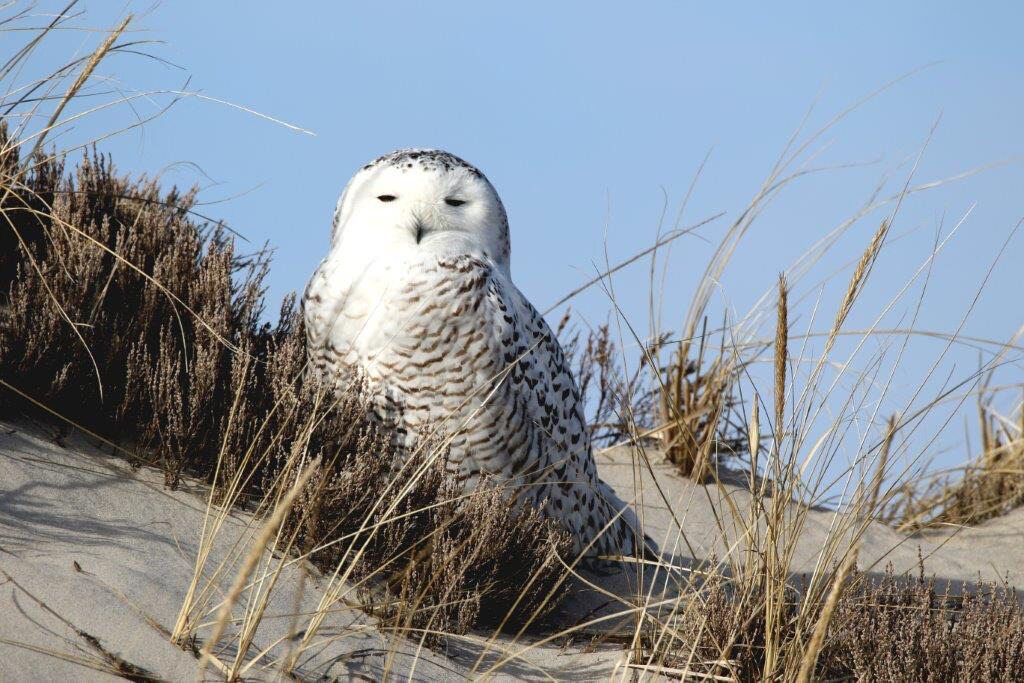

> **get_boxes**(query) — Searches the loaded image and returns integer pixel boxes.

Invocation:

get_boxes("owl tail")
[586,479,659,562]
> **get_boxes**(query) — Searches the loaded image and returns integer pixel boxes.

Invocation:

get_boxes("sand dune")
[1,420,1020,681]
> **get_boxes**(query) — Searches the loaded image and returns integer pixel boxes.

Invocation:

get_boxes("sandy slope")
[1,421,1020,681]
[593,447,1024,587]
[0,423,623,681]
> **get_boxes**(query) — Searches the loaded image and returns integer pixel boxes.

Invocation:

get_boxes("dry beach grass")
[2,4,1024,681]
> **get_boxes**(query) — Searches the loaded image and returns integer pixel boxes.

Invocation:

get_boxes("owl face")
[330,149,511,273]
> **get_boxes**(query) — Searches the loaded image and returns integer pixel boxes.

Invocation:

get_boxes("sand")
[1,419,1020,681]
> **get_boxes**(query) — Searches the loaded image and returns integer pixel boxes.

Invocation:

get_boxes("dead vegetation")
[654,322,746,481]
[646,563,1024,682]
[0,130,289,489]
[886,384,1024,531]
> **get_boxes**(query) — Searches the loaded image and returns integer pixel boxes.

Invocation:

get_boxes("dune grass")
[886,381,1024,531]
[2,4,1024,681]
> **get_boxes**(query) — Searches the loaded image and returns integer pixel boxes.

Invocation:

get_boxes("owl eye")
[445,198,466,207]
[377,194,397,202]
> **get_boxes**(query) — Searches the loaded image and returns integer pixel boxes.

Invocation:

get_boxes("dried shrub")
[0,128,285,488]
[819,568,1024,682]
[284,392,572,641]
[645,565,1024,682]
[0,126,570,639]
[666,573,797,680]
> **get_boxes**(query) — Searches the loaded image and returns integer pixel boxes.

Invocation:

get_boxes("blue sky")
[20,2,1024,478]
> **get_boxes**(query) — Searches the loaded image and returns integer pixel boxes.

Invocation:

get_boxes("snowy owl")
[303,149,650,559]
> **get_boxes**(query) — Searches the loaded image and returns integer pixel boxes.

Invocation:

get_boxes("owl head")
[330,149,511,275]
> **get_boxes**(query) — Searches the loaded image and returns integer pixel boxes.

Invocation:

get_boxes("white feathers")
[303,149,648,559]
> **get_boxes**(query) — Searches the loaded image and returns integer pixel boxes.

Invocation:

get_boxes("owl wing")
[489,271,651,558]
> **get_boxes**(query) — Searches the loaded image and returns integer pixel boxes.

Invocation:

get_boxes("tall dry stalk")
[825,219,890,358]
[793,544,857,683]
[197,460,319,676]
[774,273,788,447]
[795,415,895,682]
[26,15,132,161]
[762,273,792,676]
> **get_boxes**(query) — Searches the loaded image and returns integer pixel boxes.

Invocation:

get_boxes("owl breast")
[312,254,542,473]
[305,252,643,557]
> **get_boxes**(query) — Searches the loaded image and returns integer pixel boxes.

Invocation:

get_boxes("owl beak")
[413,218,426,244]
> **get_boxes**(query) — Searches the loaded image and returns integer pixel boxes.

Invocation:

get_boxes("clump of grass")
[820,567,1024,681]
[654,321,745,480]
[888,384,1024,531]
[0,124,287,489]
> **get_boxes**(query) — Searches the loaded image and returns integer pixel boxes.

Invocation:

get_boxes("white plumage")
[303,149,649,559]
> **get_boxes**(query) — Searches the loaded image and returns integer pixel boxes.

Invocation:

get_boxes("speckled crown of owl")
[329,149,512,273]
